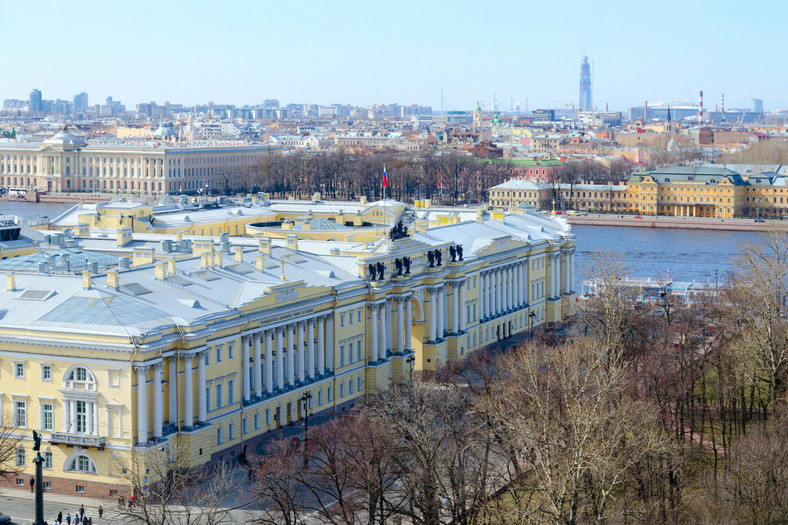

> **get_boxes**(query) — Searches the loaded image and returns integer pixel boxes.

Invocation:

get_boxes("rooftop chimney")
[6,273,15,291]
[107,270,119,289]
[83,271,92,289]
[154,261,166,280]
[167,257,176,275]
[235,247,244,263]
[258,238,272,254]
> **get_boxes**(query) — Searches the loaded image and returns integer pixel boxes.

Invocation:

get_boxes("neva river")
[572,225,765,285]
[0,202,765,286]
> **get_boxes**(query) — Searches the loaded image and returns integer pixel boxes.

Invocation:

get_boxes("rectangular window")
[229,422,234,440]
[340,345,345,367]
[340,384,345,398]
[215,383,223,409]
[76,485,85,493]
[358,309,362,323]
[328,386,332,402]
[216,346,222,363]
[204,352,210,366]
[217,427,223,445]
[264,409,270,426]
[228,344,234,360]
[349,312,353,325]
[358,377,362,392]
[14,401,26,427]
[227,379,235,405]
[205,388,211,411]
[14,361,24,378]
[40,364,52,382]
[255,412,260,429]
[43,451,52,469]
[243,417,248,434]
[318,391,323,406]
[357,340,362,362]
[340,314,345,327]
[41,403,53,431]
[15,448,24,466]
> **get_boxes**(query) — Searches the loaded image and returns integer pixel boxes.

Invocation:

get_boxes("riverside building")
[0,199,575,497]
[0,128,276,196]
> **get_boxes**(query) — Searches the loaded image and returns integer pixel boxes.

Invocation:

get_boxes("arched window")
[65,453,97,474]
[64,366,96,390]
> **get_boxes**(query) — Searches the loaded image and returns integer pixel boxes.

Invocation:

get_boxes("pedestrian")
[58,511,63,524]
[79,505,84,519]
[66,512,72,525]
[30,476,34,492]
[98,505,103,519]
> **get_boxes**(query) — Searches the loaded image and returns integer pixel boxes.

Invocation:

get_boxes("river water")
[0,202,764,285]
[572,225,765,285]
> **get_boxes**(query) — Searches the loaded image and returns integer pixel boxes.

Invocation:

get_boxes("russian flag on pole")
[383,167,389,187]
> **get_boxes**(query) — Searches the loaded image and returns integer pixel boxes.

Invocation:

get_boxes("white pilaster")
[385,300,393,355]
[438,286,445,339]
[326,314,334,370]
[429,288,437,342]
[276,327,284,389]
[379,303,388,358]
[451,283,459,335]
[287,324,295,386]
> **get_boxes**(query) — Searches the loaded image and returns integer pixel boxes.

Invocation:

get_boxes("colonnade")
[370,296,413,361]
[426,282,466,343]
[479,260,531,320]
[136,314,335,445]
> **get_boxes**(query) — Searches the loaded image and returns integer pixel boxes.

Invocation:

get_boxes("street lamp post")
[300,391,312,468]
[529,311,536,341]
[406,354,415,382]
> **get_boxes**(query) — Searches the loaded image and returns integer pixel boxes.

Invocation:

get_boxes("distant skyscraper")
[752,98,764,114]
[29,88,42,113]
[73,92,89,110]
[579,56,592,112]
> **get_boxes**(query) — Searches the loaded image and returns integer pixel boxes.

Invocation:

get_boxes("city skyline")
[1,0,786,111]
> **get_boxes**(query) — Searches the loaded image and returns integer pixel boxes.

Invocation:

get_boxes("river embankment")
[567,215,788,232]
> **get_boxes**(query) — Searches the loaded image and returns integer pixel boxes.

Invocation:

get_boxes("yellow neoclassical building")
[0,202,575,497]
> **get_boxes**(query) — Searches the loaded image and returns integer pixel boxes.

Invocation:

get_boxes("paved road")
[0,488,107,525]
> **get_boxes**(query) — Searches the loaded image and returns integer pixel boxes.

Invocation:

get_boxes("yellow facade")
[0,202,574,497]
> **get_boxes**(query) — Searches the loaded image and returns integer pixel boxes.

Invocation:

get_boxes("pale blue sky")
[2,0,785,111]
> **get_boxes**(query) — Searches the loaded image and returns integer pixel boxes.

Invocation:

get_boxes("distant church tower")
[579,56,592,112]
[473,101,483,128]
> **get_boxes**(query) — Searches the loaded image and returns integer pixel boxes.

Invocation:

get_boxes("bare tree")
[0,416,21,480]
[250,438,306,525]
[110,441,243,525]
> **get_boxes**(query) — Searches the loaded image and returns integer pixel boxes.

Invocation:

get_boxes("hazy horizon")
[2,0,785,112]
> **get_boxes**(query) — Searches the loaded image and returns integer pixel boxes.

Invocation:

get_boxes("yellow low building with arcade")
[0,201,574,497]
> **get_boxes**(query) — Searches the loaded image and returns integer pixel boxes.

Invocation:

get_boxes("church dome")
[41,126,87,150]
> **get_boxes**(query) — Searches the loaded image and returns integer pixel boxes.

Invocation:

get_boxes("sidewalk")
[1,486,107,524]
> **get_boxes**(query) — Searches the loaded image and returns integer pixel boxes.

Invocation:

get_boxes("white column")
[254,333,262,397]
[326,314,334,370]
[517,264,524,306]
[459,282,466,331]
[242,336,251,402]
[265,330,274,393]
[317,316,326,374]
[442,286,449,335]
[451,283,459,334]
[526,257,531,304]
[483,273,490,319]
[508,267,514,309]
[385,300,393,356]
[490,271,497,315]
[429,288,437,342]
[405,296,412,351]
[197,351,207,423]
[379,304,388,358]
[153,363,163,439]
[168,356,177,425]
[370,305,379,362]
[479,273,485,319]
[499,270,505,312]
[569,251,574,293]
[438,286,446,339]
[397,297,405,354]
[135,365,149,445]
[183,354,194,428]
[276,327,284,389]
[297,321,305,383]
[307,319,316,379]
[287,324,295,385]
